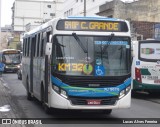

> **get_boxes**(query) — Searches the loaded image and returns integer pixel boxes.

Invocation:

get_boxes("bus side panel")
[33,57,39,98]
[29,39,34,94]
[22,57,30,90]
[35,57,44,100]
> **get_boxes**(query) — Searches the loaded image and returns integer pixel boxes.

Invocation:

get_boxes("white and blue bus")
[22,16,132,114]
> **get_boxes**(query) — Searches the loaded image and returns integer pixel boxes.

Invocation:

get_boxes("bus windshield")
[52,35,131,76]
[2,53,21,64]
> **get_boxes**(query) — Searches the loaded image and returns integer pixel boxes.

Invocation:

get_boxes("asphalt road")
[1,73,160,127]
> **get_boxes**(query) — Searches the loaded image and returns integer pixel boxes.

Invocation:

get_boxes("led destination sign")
[57,20,128,32]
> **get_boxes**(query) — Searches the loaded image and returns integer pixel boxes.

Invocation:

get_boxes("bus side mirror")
[45,43,52,55]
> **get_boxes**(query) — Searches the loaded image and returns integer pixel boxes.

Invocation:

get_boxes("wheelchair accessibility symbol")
[95,66,105,76]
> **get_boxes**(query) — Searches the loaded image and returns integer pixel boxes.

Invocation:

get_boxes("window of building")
[71,8,73,15]
[67,11,69,16]
[50,13,55,17]
[47,5,51,8]
[68,10,70,16]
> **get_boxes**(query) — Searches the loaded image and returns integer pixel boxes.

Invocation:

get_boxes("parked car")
[17,63,22,80]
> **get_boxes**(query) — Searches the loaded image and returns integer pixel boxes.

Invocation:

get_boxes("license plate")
[87,100,101,105]
[147,76,158,80]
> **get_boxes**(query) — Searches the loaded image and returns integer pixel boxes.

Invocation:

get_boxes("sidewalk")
[0,77,26,127]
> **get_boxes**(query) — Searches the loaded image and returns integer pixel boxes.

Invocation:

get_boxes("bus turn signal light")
[135,68,142,83]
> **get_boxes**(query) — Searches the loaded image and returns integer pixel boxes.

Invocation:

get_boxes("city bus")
[22,16,132,114]
[132,39,160,94]
[0,49,22,72]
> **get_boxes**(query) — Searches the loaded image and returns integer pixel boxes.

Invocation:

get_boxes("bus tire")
[131,90,137,97]
[26,78,33,101]
[41,85,51,114]
[103,109,112,115]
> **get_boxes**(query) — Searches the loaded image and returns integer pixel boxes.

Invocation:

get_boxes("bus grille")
[53,73,130,87]
[69,96,118,105]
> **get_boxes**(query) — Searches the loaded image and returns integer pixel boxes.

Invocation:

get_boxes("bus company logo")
[88,84,100,87]
[83,64,93,75]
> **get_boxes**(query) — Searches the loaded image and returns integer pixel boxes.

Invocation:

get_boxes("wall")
[0,32,12,50]
[13,0,57,31]
[97,0,160,40]
[63,0,106,17]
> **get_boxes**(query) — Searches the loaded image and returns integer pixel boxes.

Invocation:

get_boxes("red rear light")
[135,68,142,83]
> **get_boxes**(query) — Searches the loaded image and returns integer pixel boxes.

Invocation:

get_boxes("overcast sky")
[0,0,135,27]
[1,0,15,27]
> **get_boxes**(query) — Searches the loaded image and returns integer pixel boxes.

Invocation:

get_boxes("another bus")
[22,16,132,114]
[132,39,160,94]
[0,49,22,72]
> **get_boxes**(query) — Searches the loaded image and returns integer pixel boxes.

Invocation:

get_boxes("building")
[97,0,160,22]
[63,0,107,17]
[1,25,12,32]
[12,0,64,32]
[97,0,160,40]
[0,25,13,50]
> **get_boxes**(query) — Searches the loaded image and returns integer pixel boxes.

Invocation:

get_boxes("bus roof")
[67,16,126,22]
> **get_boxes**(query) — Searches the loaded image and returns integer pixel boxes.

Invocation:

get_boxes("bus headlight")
[52,85,68,99]
[52,85,60,93]
[17,65,20,68]
[119,90,125,99]
[126,85,131,94]
[119,85,131,99]
[60,89,68,99]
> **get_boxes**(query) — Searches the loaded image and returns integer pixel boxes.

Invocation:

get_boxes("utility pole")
[84,0,86,16]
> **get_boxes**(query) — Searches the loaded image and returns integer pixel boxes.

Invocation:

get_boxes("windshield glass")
[52,35,131,76]
[3,54,21,64]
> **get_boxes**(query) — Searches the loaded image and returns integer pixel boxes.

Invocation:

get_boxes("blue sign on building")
[154,24,160,40]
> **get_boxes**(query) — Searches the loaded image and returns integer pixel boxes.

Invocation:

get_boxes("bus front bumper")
[4,67,19,72]
[49,90,131,110]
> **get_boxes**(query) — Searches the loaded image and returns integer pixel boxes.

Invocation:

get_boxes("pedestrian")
[0,60,4,76]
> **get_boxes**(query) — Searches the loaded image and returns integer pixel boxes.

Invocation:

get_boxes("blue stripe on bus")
[67,16,119,21]
[51,76,131,97]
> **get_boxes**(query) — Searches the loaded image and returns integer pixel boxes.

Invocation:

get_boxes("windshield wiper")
[119,46,123,65]
[72,33,88,53]
[102,33,114,54]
